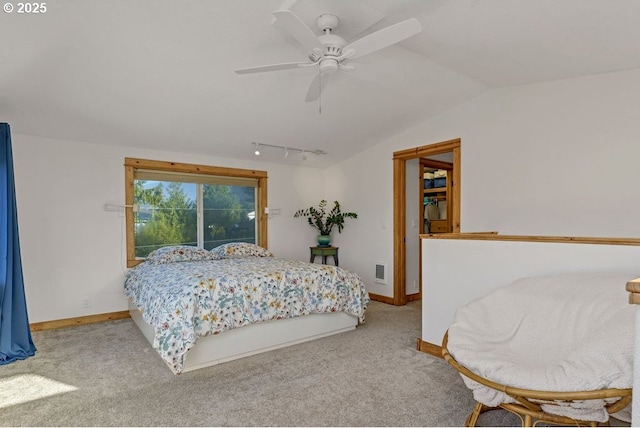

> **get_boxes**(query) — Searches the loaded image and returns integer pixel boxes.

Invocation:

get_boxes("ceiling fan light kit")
[317,13,339,33]
[235,9,423,102]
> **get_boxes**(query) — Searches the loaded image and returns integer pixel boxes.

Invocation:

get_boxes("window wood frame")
[124,157,268,267]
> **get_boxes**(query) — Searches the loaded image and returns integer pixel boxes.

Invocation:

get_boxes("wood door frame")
[392,139,461,305]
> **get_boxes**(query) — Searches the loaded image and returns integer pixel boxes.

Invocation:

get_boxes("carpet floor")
[0,300,620,427]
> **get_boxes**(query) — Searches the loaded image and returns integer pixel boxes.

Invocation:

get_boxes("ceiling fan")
[235,10,423,102]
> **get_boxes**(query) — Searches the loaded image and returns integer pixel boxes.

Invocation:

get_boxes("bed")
[124,244,369,374]
[442,271,634,426]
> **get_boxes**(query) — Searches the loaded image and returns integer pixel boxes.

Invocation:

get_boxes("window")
[125,158,268,267]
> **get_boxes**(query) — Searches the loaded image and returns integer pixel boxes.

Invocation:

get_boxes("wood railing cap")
[627,278,640,305]
[421,232,640,246]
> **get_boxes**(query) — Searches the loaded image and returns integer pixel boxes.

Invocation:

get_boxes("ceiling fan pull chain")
[318,64,322,114]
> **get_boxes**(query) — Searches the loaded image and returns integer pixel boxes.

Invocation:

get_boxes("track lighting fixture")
[249,142,327,159]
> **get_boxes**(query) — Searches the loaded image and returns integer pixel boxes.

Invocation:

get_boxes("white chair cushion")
[447,271,636,422]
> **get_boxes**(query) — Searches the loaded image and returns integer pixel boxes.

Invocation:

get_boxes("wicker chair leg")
[465,402,485,427]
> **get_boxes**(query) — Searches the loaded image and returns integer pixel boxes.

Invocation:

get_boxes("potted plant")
[294,200,358,247]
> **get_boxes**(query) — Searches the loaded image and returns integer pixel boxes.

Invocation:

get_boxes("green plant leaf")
[293,200,357,235]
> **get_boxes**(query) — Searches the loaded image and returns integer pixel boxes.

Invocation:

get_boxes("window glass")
[134,180,197,257]
[203,184,256,249]
[125,158,267,267]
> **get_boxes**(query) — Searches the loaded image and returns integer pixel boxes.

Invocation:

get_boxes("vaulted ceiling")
[2,0,640,167]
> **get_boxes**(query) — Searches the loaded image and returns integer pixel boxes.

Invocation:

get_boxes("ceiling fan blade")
[305,72,330,102]
[343,18,422,60]
[272,10,320,52]
[235,62,309,74]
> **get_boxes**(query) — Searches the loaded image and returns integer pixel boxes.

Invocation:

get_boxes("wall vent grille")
[375,262,387,284]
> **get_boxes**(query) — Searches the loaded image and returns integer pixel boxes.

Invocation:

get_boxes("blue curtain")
[0,123,36,364]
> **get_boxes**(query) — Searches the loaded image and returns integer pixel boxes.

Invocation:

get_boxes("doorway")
[392,139,461,305]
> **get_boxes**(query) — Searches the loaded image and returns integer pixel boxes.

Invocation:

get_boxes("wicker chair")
[441,272,634,427]
[442,332,631,427]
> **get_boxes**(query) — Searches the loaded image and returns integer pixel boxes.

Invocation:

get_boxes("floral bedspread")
[124,256,369,373]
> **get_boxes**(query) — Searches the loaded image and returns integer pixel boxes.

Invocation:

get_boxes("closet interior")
[421,158,453,234]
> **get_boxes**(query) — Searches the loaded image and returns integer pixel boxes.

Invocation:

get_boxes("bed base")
[441,332,632,427]
[129,303,358,374]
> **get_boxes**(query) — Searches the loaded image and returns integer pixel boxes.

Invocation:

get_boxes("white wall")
[326,67,640,297]
[13,134,325,323]
[323,141,396,295]
[14,67,640,319]
[405,159,420,295]
[421,237,640,345]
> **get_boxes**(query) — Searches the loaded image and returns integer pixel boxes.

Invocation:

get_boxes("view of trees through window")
[134,179,256,257]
